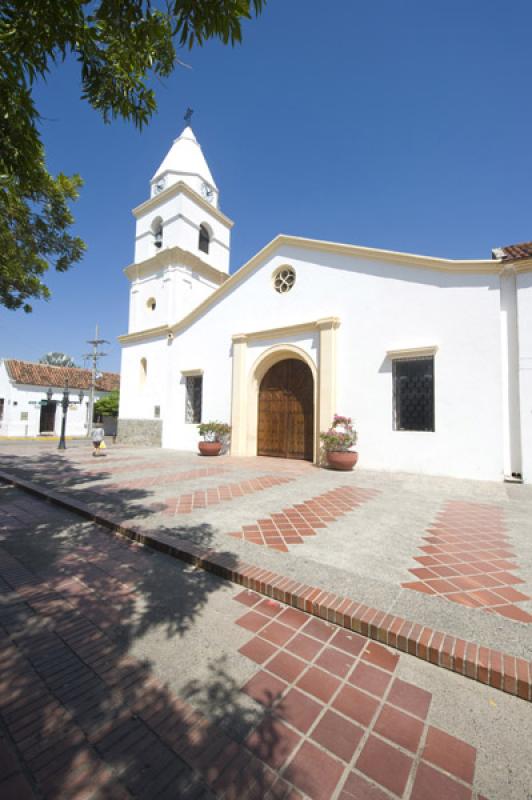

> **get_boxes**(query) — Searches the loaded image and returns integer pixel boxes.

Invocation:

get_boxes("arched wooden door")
[258,359,314,460]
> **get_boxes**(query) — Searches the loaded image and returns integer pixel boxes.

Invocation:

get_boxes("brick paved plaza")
[0,441,531,799]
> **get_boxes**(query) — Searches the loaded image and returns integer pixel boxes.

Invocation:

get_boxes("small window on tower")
[147,297,156,311]
[199,224,210,254]
[152,217,163,249]
[140,358,148,387]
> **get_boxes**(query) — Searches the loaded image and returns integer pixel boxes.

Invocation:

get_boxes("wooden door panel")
[39,401,57,433]
[258,359,313,460]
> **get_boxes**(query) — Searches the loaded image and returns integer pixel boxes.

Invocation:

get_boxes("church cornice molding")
[118,324,170,344]
[132,181,234,228]
[282,235,502,274]
[232,317,340,343]
[500,256,532,274]
[124,246,229,286]
[118,234,519,347]
[168,233,507,333]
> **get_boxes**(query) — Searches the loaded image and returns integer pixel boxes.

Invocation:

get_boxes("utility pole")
[83,324,109,437]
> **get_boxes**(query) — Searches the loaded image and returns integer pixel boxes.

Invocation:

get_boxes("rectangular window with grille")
[393,357,434,431]
[185,376,202,424]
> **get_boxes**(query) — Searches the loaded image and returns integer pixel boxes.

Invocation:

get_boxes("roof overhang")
[124,245,229,286]
[132,181,234,228]
[500,256,532,274]
[118,325,170,345]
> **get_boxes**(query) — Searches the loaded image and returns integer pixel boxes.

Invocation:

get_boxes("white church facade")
[118,126,532,483]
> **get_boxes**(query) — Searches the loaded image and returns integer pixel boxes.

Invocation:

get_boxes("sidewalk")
[1,484,531,799]
[0,443,531,668]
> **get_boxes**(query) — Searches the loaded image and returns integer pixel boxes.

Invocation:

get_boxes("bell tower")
[125,126,233,335]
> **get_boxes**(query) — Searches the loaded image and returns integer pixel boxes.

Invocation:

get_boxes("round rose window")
[273,267,296,294]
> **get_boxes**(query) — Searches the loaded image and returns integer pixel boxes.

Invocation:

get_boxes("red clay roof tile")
[492,242,532,261]
[4,360,119,392]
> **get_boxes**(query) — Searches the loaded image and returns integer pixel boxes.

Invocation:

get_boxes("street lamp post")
[58,382,70,450]
[57,384,84,450]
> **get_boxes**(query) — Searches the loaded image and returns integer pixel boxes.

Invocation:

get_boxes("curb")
[1,468,530,703]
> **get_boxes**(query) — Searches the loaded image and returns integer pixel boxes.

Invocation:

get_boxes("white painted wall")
[128,266,218,334]
[517,272,532,483]
[120,244,508,480]
[0,362,112,437]
[134,191,231,272]
[118,336,168,423]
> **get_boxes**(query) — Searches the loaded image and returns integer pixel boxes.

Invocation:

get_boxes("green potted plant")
[197,421,231,456]
[320,414,358,470]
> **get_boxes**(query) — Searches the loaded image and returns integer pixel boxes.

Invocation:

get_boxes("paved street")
[0,442,531,799]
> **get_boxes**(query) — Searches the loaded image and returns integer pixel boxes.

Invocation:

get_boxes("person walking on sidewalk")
[91,426,106,456]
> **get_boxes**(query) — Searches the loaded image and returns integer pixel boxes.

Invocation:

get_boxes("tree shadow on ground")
[0,482,291,799]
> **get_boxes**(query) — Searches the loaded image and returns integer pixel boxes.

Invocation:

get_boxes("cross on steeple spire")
[184,107,194,125]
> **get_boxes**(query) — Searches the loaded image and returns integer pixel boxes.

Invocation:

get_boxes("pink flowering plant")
[320,414,357,452]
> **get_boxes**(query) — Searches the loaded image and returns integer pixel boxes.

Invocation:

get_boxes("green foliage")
[94,390,120,417]
[39,352,78,367]
[198,420,231,440]
[0,1,265,311]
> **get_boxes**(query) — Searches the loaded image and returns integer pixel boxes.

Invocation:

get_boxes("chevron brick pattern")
[402,501,532,623]
[227,486,379,552]
[160,474,295,515]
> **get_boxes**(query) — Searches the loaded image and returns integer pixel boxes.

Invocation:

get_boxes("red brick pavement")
[234,591,482,800]
[402,501,532,623]
[1,470,531,702]
[227,486,379,552]
[0,544,298,799]
[159,474,295,515]
[0,534,489,800]
[0,489,495,800]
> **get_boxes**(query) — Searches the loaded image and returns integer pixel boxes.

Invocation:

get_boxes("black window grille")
[199,225,210,254]
[393,357,434,431]
[185,376,202,423]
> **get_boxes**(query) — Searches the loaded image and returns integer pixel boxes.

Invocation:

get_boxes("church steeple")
[150,126,219,207]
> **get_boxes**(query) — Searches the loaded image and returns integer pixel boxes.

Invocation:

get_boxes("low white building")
[117,126,532,483]
[0,360,120,438]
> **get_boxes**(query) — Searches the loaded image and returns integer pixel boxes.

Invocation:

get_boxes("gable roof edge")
[118,234,507,345]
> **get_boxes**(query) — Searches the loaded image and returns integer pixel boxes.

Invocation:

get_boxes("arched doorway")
[257,358,314,460]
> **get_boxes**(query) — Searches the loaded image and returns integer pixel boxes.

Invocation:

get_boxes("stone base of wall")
[117,419,162,447]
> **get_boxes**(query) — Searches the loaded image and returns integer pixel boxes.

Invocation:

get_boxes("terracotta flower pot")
[326,450,358,471]
[198,441,222,456]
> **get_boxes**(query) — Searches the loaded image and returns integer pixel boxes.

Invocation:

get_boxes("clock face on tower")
[153,177,166,195]
[201,182,215,203]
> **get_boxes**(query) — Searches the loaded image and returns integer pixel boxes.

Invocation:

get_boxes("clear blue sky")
[2,0,532,372]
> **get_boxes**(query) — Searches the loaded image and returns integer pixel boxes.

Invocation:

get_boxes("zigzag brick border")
[1,468,530,703]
